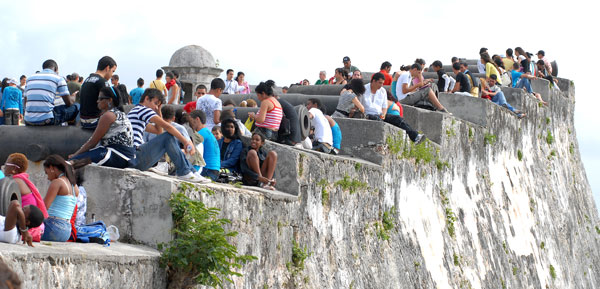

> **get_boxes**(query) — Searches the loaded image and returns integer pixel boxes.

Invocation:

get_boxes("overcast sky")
[1,0,598,212]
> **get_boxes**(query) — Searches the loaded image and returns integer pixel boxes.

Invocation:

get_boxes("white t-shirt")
[395,73,412,101]
[309,107,333,145]
[0,215,19,244]
[223,79,245,94]
[196,94,222,131]
[362,83,387,116]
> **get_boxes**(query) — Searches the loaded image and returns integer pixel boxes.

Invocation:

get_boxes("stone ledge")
[0,242,166,289]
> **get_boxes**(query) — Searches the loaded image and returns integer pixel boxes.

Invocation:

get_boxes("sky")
[1,0,598,212]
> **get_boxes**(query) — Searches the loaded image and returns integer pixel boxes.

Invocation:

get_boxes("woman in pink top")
[2,153,48,242]
[236,72,250,94]
[248,80,283,141]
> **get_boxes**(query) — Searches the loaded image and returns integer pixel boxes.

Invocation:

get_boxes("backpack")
[75,221,111,244]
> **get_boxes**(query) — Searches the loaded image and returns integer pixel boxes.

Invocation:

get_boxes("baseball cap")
[537,50,545,56]
[343,56,350,62]
[7,78,18,85]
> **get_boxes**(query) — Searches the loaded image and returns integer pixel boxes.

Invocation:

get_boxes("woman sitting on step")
[240,132,278,190]
[41,155,79,242]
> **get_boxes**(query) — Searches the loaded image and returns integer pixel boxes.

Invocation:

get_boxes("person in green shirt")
[315,71,329,85]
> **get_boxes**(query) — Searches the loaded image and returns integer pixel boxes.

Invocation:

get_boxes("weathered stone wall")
[3,77,598,289]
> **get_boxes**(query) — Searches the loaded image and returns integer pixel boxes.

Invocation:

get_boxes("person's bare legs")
[260,151,278,188]
[427,88,446,110]
[246,150,264,181]
[535,92,548,105]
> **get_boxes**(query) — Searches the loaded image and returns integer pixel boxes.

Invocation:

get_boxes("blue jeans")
[53,104,79,125]
[201,168,219,181]
[491,91,516,112]
[71,145,134,169]
[515,78,533,93]
[131,132,193,176]
[25,104,79,126]
[41,216,71,242]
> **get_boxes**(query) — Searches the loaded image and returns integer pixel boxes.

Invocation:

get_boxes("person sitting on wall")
[240,132,278,190]
[324,112,341,154]
[511,63,547,105]
[334,79,365,118]
[482,75,526,118]
[363,73,425,144]
[40,155,79,242]
[391,65,410,100]
[315,71,329,85]
[2,153,49,242]
[24,59,79,126]
[265,80,302,147]
[450,62,472,97]
[219,118,243,173]
[248,81,283,142]
[128,88,209,183]
[0,199,44,247]
[396,63,451,113]
[459,62,480,97]
[380,61,393,85]
[431,61,456,93]
[220,108,252,137]
[306,98,334,154]
[70,87,135,168]
[184,84,207,113]
[196,78,224,131]
[330,68,348,85]
[189,110,221,181]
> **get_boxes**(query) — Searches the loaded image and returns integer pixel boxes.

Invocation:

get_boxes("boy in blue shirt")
[1,79,24,125]
[188,110,221,181]
[129,78,145,105]
[511,63,547,105]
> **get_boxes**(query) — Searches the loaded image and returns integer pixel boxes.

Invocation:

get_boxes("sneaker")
[414,133,425,144]
[149,162,169,176]
[178,172,211,183]
[193,171,212,183]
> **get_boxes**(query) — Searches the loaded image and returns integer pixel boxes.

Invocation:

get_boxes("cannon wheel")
[0,177,21,216]
[294,105,311,140]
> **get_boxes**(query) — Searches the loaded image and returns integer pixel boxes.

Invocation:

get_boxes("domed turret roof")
[168,45,217,68]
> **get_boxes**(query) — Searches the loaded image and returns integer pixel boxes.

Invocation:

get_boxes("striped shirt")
[24,69,69,123]
[255,97,283,130]
[127,105,157,147]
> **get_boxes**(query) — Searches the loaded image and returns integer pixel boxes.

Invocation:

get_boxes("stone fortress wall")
[1,57,599,289]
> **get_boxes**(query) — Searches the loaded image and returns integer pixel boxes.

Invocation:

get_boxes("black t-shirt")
[455,72,471,92]
[80,73,109,118]
[220,141,230,161]
[436,69,446,92]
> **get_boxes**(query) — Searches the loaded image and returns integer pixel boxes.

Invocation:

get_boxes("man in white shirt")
[396,63,450,114]
[306,98,333,153]
[364,73,424,144]
[223,69,245,94]
[196,78,225,130]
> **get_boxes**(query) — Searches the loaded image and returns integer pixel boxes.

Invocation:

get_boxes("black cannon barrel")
[0,126,92,163]
[288,85,345,96]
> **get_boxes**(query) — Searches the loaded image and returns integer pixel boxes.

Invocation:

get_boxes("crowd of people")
[0,47,556,247]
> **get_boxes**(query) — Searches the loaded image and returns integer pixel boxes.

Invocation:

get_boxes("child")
[212,126,223,141]
[482,75,526,118]
[1,79,23,125]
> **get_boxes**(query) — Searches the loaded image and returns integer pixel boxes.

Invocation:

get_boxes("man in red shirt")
[380,61,392,85]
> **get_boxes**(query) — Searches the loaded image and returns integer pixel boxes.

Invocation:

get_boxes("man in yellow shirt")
[149,69,168,96]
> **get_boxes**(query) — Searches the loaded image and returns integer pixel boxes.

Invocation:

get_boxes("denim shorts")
[41,216,71,242]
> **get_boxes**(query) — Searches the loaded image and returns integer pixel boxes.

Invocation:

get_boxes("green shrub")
[159,191,257,289]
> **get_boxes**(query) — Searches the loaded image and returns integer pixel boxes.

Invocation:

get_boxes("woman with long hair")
[219,118,243,173]
[331,68,348,85]
[41,155,79,242]
[69,86,134,168]
[333,79,365,118]
[481,52,503,89]
[236,72,250,94]
[240,132,278,190]
[248,81,283,141]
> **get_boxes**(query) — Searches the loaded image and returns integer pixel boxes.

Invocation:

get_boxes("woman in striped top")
[248,81,283,141]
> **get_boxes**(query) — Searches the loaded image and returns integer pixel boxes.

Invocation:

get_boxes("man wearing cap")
[24,59,78,126]
[537,50,552,76]
[1,79,24,125]
[343,56,359,75]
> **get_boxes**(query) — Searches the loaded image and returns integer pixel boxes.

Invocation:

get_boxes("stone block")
[438,93,490,126]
